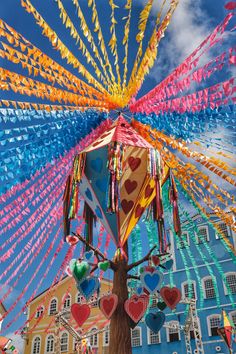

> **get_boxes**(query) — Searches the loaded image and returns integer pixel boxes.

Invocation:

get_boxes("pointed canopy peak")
[111,115,153,148]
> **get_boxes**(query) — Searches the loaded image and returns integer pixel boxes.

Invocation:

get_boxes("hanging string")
[54,0,109,87]
[122,0,132,90]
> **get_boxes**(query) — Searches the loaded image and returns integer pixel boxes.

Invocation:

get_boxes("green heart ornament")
[98,261,110,272]
[72,261,90,284]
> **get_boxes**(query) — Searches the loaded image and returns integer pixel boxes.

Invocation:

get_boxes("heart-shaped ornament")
[140,270,163,294]
[72,261,90,284]
[145,311,165,333]
[137,287,144,295]
[160,286,181,309]
[99,294,118,319]
[66,234,79,246]
[77,276,99,301]
[144,266,155,273]
[151,255,160,266]
[163,259,174,270]
[124,295,149,323]
[157,301,167,311]
[71,303,90,326]
[84,250,94,261]
[98,260,110,272]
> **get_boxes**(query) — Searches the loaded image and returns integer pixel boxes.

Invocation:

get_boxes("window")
[208,315,221,336]
[90,295,98,308]
[46,335,54,353]
[178,232,190,249]
[216,223,229,239]
[150,295,158,308]
[203,276,216,299]
[131,327,142,347]
[32,337,41,354]
[63,294,71,309]
[225,273,236,294]
[103,326,109,346]
[147,328,161,344]
[182,281,196,299]
[197,226,209,244]
[77,293,84,303]
[35,305,44,318]
[90,328,98,347]
[167,321,180,342]
[60,332,68,352]
[49,298,58,315]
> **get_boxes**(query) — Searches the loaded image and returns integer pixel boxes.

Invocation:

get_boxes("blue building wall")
[132,214,236,354]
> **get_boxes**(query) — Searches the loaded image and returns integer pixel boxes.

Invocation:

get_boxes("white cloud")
[150,0,212,82]
[3,332,25,354]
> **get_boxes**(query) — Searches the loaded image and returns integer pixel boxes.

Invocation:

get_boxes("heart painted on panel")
[128,156,141,171]
[124,295,148,323]
[85,188,93,201]
[135,204,145,219]
[71,303,90,326]
[145,185,154,199]
[160,287,181,309]
[121,199,134,214]
[95,206,103,219]
[145,311,165,334]
[124,179,137,194]
[77,276,99,301]
[96,177,107,193]
[91,157,103,173]
[99,294,118,319]
[140,270,163,294]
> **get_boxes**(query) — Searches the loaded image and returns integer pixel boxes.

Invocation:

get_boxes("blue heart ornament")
[84,250,94,261]
[140,270,163,294]
[145,311,165,333]
[163,259,173,270]
[91,158,103,173]
[137,287,144,295]
[77,276,99,301]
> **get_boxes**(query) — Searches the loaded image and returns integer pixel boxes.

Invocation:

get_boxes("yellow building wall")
[24,276,112,354]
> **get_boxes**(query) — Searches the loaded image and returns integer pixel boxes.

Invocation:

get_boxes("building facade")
[23,277,112,354]
[130,214,236,354]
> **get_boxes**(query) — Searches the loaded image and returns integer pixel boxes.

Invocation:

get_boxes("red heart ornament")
[99,294,118,319]
[124,179,137,194]
[135,204,145,219]
[151,255,160,266]
[71,303,90,326]
[121,199,134,214]
[160,287,181,310]
[145,185,154,199]
[124,295,148,323]
[128,157,141,171]
[144,266,155,273]
[66,234,79,246]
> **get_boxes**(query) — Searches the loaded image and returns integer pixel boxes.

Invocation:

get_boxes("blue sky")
[0,0,234,349]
